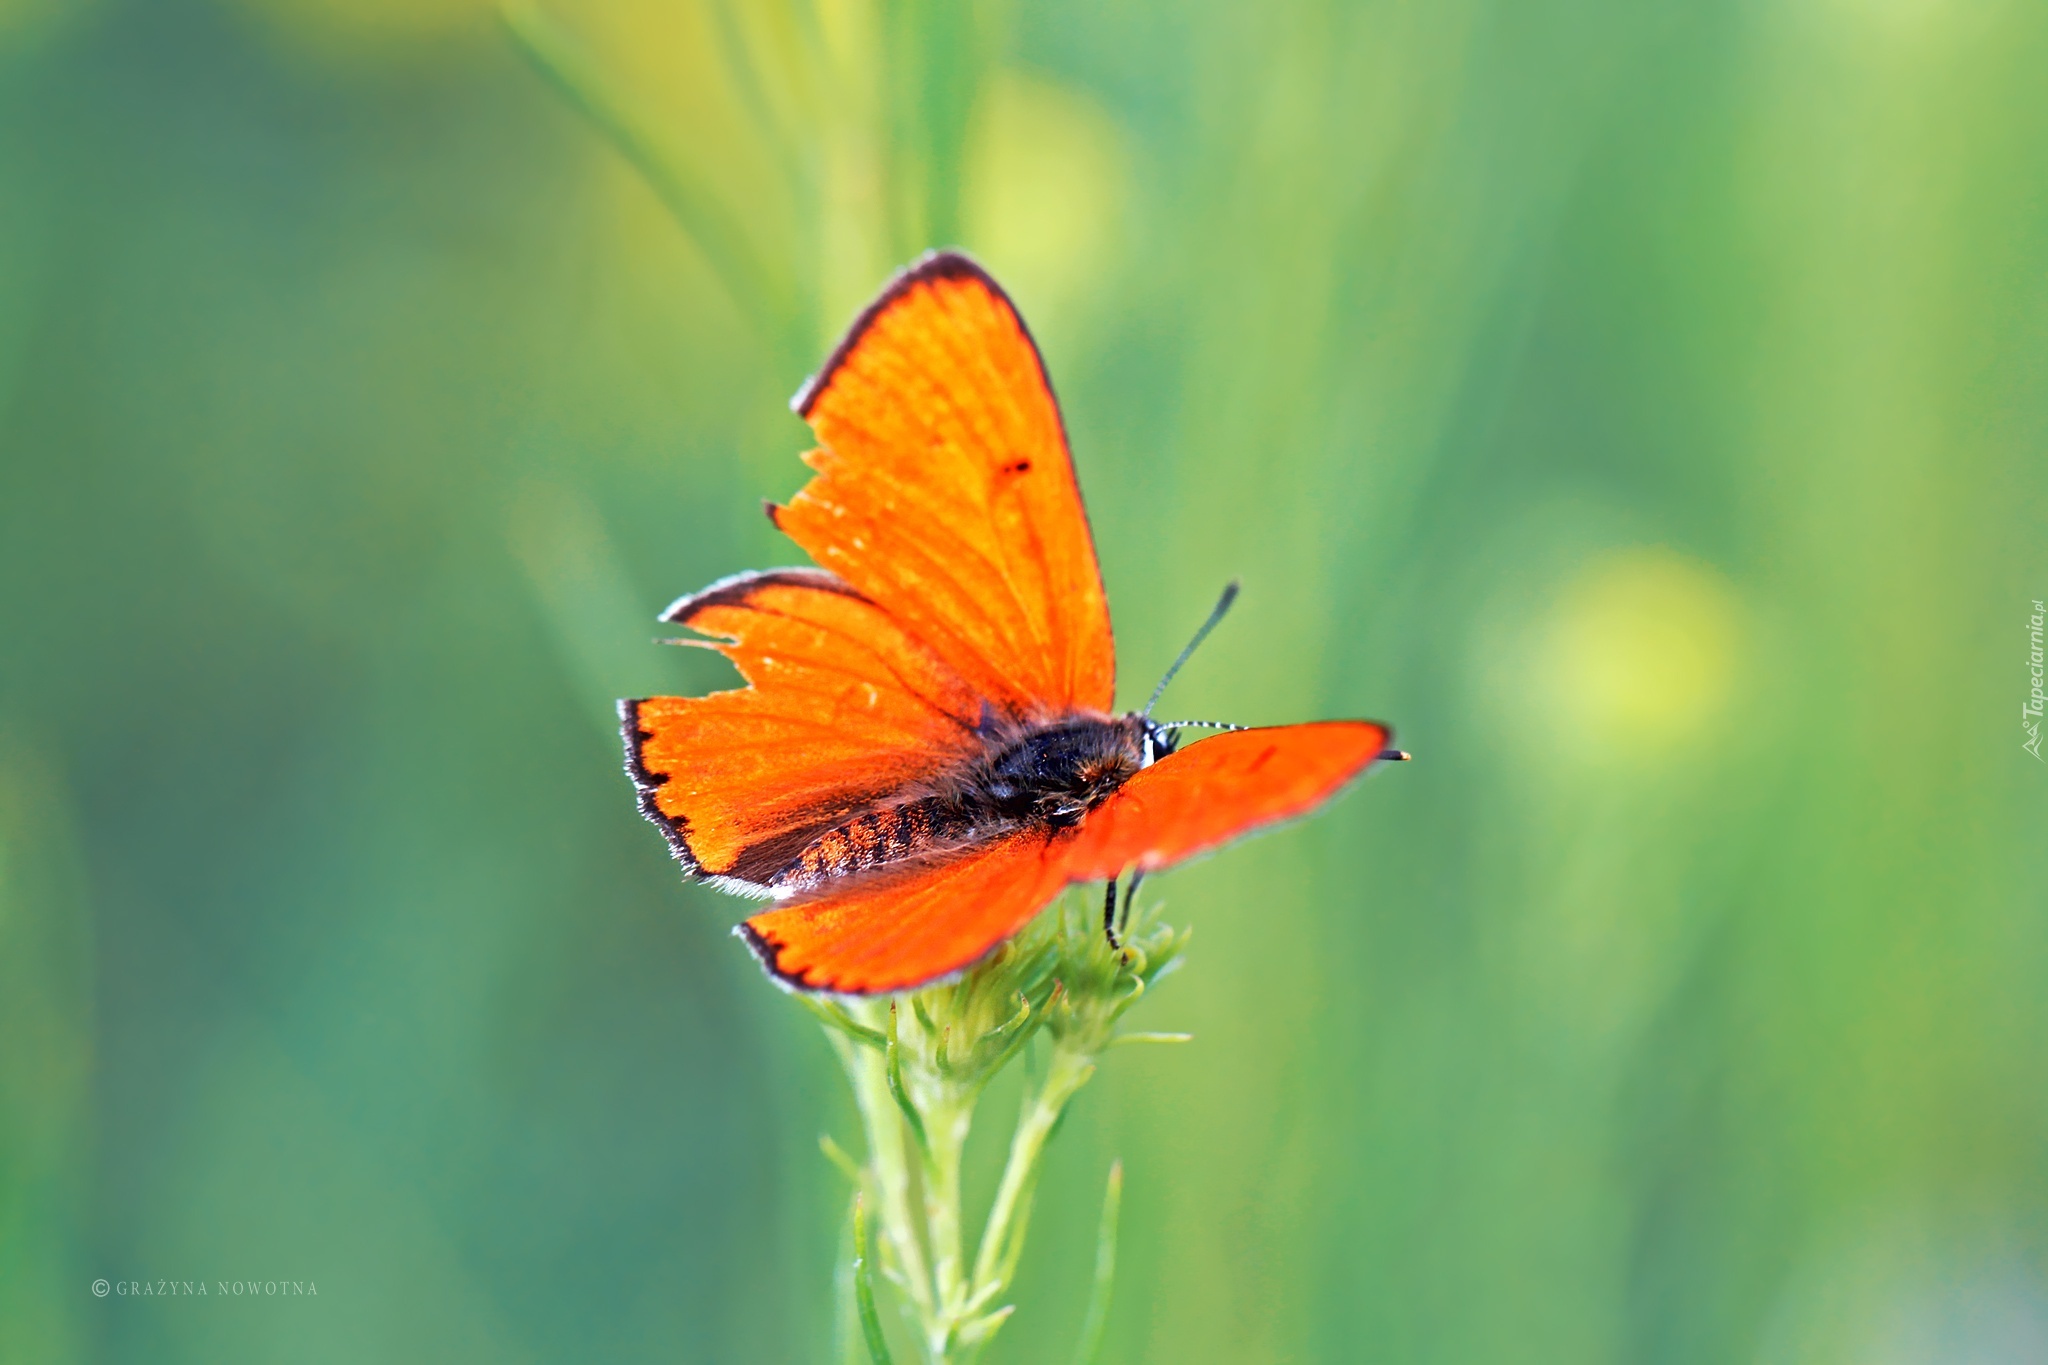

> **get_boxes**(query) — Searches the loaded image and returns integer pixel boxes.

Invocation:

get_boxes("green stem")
[968,1045,1098,1297]
[921,1100,973,1353]
[814,885,1185,1364]
[833,1032,934,1322]
[1070,1161,1123,1365]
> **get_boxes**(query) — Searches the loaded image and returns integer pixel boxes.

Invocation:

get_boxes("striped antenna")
[1143,581,1240,718]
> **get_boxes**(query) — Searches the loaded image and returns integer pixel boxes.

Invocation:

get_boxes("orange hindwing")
[623,568,987,894]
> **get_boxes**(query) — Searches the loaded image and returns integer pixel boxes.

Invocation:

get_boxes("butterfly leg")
[1102,878,1121,951]
[1119,872,1147,935]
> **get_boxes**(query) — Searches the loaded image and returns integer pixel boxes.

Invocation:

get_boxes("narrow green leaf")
[819,1133,865,1186]
[884,1005,929,1156]
[1070,1160,1123,1365]
[1110,1032,1194,1047]
[981,990,1034,1046]
[956,1302,1015,1351]
[852,1194,897,1365]
[973,996,1046,1095]
[799,995,888,1048]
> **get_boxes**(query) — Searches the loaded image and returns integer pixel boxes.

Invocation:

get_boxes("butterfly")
[621,251,1403,995]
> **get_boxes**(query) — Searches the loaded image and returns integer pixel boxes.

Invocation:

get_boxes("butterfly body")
[760,711,1149,896]
[623,251,1398,995]
[969,712,1152,826]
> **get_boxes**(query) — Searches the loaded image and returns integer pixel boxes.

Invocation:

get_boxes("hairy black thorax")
[972,715,1149,824]
[768,713,1156,896]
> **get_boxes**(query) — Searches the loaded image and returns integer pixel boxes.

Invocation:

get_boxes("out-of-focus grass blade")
[498,0,807,361]
[1071,1158,1123,1365]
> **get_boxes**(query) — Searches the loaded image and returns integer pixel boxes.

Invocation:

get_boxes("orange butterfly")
[621,252,1402,995]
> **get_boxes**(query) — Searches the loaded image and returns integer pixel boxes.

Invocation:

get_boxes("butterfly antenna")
[1143,580,1240,718]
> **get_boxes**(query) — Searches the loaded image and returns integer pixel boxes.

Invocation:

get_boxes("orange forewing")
[741,722,1391,993]
[742,831,1074,995]
[624,569,986,891]
[1061,721,1390,881]
[774,254,1115,720]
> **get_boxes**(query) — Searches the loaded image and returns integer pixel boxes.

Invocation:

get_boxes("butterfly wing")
[773,251,1115,721]
[622,568,990,895]
[740,831,1074,994]
[1061,721,1393,880]
[740,720,1395,994]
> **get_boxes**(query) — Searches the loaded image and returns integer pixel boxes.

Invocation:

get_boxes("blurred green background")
[4,0,2046,1359]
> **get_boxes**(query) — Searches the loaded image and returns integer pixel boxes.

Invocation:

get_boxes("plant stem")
[970,1045,1097,1295]
[853,1194,898,1365]
[817,886,1187,1362]
[922,1100,972,1349]
[833,1032,934,1322]
[1070,1161,1123,1365]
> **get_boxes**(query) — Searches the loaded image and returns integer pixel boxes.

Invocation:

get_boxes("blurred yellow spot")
[1541,547,1741,759]
[962,70,1130,330]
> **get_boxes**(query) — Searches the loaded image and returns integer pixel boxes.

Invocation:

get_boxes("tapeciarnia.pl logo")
[2026,599,2045,761]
